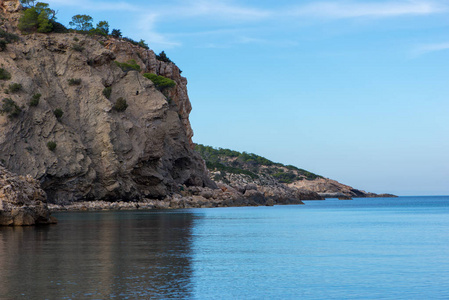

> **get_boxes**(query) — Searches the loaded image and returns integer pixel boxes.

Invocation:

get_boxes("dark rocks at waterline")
[48,184,323,212]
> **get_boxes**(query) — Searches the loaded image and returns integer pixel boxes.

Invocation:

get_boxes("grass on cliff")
[0,68,11,80]
[0,30,19,51]
[29,93,41,107]
[7,83,22,93]
[143,73,175,91]
[113,97,128,112]
[68,78,82,86]
[0,98,21,119]
[0,40,6,51]
[102,87,112,99]
[47,141,57,151]
[0,30,19,43]
[195,144,322,183]
[54,108,63,120]
[115,60,141,72]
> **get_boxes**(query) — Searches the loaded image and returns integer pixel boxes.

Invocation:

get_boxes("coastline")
[47,194,399,212]
[47,194,306,212]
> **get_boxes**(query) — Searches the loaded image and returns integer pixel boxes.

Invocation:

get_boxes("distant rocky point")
[195,144,396,200]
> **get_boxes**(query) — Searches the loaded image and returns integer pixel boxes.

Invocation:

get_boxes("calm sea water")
[1,196,448,299]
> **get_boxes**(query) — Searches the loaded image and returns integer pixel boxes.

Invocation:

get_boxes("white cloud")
[287,0,447,19]
[136,14,181,48]
[412,42,449,56]
[170,0,271,21]
[46,0,449,49]
[47,0,138,11]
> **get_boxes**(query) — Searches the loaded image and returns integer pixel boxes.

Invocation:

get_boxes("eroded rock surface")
[0,165,56,225]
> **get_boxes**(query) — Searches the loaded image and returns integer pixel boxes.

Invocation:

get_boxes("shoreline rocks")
[0,166,57,226]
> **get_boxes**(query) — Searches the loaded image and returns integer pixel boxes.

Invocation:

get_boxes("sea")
[0,196,448,299]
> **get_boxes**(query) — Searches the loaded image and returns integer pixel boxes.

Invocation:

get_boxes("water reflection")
[0,210,196,299]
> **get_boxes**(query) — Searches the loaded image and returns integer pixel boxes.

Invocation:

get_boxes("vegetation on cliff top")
[195,144,322,183]
[16,1,172,64]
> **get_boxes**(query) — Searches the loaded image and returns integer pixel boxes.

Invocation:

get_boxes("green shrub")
[73,37,79,42]
[102,87,112,99]
[29,93,41,106]
[113,97,128,112]
[0,40,7,51]
[18,3,55,33]
[122,37,139,46]
[69,14,93,32]
[143,73,176,91]
[68,78,81,85]
[0,68,11,80]
[8,83,22,93]
[47,141,57,151]
[95,21,109,36]
[155,51,172,63]
[72,43,84,52]
[50,21,68,33]
[0,98,21,118]
[138,39,149,49]
[53,108,63,119]
[272,172,298,184]
[111,29,121,38]
[115,60,141,72]
[0,29,19,43]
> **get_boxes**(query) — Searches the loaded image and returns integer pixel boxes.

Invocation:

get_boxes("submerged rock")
[0,166,56,226]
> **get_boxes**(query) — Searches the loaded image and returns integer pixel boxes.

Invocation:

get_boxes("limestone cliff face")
[0,7,215,203]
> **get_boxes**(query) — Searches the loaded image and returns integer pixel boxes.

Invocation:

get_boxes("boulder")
[0,166,57,226]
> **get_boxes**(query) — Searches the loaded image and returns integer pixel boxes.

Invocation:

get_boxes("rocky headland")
[195,144,396,201]
[0,2,215,205]
[0,1,394,222]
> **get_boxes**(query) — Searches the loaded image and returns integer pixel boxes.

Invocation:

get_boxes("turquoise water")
[1,196,448,299]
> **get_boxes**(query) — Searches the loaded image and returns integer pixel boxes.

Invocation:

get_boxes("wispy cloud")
[46,0,449,48]
[412,42,449,56]
[136,14,181,48]
[48,0,139,11]
[166,0,271,21]
[287,0,447,19]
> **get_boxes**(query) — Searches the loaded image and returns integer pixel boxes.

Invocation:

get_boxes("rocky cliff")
[0,3,215,204]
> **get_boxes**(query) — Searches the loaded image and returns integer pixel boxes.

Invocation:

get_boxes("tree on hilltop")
[111,29,122,38]
[95,21,109,36]
[69,14,93,32]
[18,2,55,33]
[155,51,172,63]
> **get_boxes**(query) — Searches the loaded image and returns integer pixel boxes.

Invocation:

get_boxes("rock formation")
[0,6,215,204]
[0,4,394,212]
[0,0,21,13]
[0,165,56,225]
[195,144,395,200]
[289,177,397,198]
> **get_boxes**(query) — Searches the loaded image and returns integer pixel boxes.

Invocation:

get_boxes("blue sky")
[45,0,449,196]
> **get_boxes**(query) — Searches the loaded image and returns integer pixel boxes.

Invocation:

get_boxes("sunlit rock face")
[0,7,215,204]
